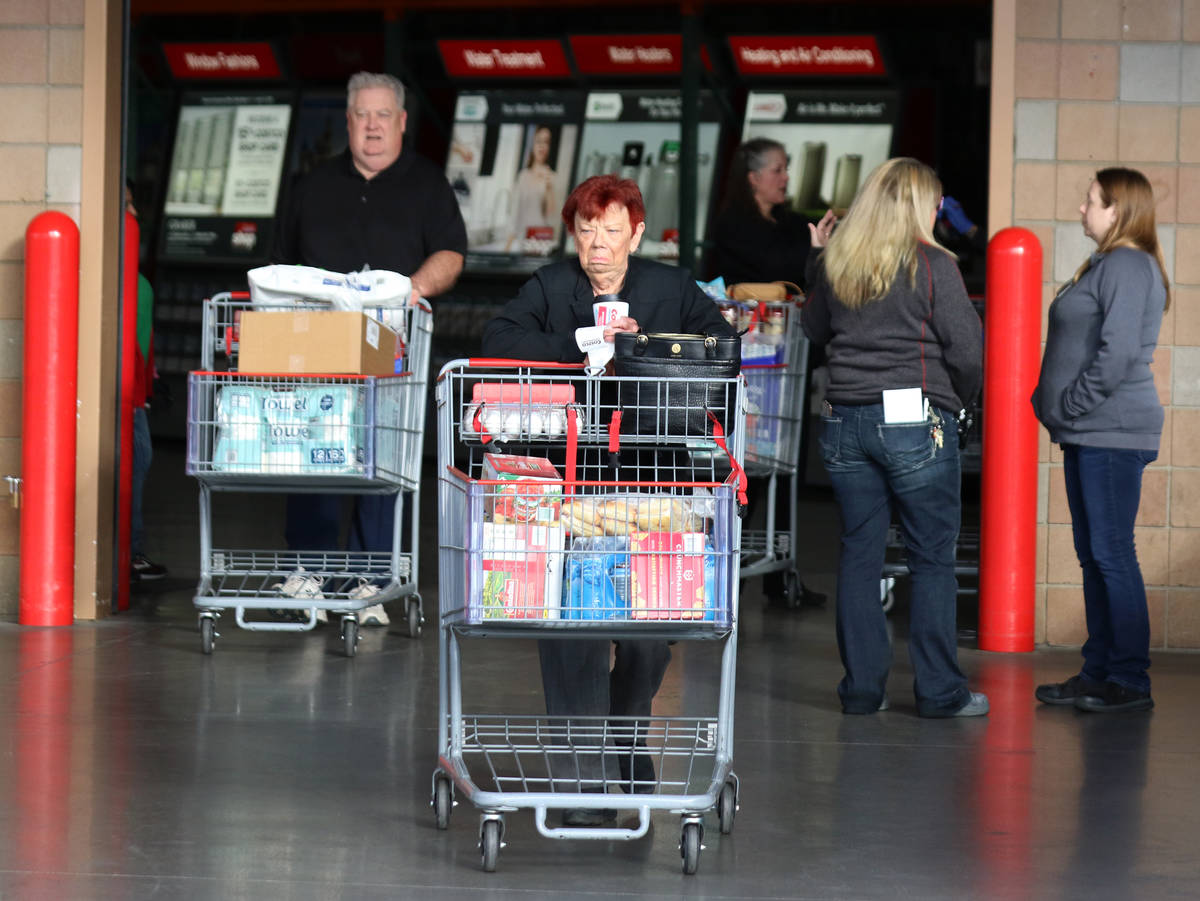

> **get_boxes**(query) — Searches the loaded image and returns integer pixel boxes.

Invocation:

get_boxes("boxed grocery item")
[482,453,563,524]
[476,522,565,621]
[237,311,398,375]
[628,531,712,621]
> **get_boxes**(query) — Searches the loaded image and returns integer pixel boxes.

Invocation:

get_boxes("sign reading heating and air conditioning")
[728,36,886,77]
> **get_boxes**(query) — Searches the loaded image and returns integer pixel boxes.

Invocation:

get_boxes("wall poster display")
[446,90,584,274]
[740,89,897,218]
[571,89,722,266]
[160,91,293,262]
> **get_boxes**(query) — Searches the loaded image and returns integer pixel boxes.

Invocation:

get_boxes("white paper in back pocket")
[882,387,925,423]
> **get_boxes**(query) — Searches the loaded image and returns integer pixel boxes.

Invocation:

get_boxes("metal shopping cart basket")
[720,298,810,604]
[185,291,432,655]
[432,359,746,874]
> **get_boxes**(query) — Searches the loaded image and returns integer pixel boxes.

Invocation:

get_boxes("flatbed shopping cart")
[720,298,810,604]
[432,359,746,874]
[185,291,432,655]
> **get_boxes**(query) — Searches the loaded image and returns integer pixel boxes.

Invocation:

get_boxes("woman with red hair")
[483,175,734,826]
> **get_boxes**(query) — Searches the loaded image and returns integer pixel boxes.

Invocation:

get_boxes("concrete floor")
[2,443,1198,900]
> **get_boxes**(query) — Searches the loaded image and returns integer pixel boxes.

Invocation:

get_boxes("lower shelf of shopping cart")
[194,548,422,655]
[432,714,738,875]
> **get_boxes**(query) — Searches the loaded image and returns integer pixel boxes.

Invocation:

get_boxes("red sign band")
[438,39,572,78]
[728,35,886,77]
[163,42,282,80]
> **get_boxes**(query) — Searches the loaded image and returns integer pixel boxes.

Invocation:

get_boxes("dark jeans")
[819,403,970,716]
[1062,443,1157,694]
[538,639,671,784]
[284,493,395,553]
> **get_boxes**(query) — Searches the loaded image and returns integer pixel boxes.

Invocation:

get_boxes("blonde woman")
[803,157,986,717]
[1032,168,1168,713]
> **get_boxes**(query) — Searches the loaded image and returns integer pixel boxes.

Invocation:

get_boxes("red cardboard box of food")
[482,453,563,524]
[478,522,565,620]
[628,531,707,620]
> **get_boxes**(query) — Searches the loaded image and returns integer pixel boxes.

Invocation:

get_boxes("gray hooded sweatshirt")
[1031,246,1165,451]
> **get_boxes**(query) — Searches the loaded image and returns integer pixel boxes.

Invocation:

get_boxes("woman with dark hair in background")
[804,157,987,718]
[710,137,824,609]
[710,137,812,285]
[1032,167,1168,714]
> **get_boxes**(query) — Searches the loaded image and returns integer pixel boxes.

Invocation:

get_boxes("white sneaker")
[350,580,388,626]
[272,567,325,600]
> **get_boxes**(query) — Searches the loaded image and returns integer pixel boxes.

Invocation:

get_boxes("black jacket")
[708,203,812,287]
[482,255,735,362]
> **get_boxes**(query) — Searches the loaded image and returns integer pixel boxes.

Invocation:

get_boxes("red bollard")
[978,228,1042,652]
[20,212,80,626]
[116,211,139,611]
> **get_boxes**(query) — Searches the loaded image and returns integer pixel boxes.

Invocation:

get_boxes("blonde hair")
[822,157,951,310]
[1073,167,1171,310]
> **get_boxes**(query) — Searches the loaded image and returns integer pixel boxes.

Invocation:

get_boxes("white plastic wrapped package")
[212,385,265,471]
[247,265,412,313]
[300,386,366,473]
[261,389,311,472]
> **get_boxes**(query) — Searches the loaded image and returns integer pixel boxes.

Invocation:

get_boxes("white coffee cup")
[593,299,629,327]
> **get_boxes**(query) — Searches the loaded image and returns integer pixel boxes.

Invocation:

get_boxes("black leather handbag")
[612,332,741,438]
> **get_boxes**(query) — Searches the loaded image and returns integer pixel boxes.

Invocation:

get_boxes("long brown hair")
[1077,167,1171,310]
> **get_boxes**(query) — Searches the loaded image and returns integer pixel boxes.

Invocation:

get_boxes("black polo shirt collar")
[339,145,417,185]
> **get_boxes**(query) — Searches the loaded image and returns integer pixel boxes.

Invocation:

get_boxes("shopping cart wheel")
[680,821,703,875]
[342,618,358,657]
[880,576,897,614]
[480,817,502,872]
[717,780,737,835]
[407,599,422,638]
[200,616,216,655]
[433,775,452,830]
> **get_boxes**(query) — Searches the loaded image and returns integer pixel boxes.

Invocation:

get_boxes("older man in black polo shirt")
[272,71,466,626]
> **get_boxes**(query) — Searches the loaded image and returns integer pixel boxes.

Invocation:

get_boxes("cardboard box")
[237,311,398,375]
[629,531,708,620]
[477,523,565,621]
[482,453,563,524]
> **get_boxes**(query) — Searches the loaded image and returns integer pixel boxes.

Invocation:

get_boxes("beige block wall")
[1008,0,1200,648]
[0,0,91,619]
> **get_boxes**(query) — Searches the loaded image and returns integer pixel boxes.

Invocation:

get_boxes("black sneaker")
[1035,675,1103,706]
[1074,681,1154,713]
[131,555,167,581]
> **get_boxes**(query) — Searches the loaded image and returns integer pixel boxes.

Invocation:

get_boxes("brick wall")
[0,0,84,618]
[1012,0,1200,648]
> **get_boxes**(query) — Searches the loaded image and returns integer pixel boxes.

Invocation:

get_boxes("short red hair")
[561,174,646,234]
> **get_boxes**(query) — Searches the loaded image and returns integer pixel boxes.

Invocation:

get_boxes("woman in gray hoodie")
[1032,167,1169,713]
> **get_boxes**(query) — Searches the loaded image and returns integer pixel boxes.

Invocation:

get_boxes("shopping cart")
[185,291,432,655]
[432,360,746,874]
[720,298,810,604]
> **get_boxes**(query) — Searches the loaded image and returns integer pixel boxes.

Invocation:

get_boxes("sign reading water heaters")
[163,42,282,80]
[728,36,886,77]
[438,40,572,78]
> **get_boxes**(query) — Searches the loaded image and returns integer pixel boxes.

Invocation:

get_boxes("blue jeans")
[819,403,970,716]
[284,493,394,552]
[1061,444,1156,694]
[131,407,152,558]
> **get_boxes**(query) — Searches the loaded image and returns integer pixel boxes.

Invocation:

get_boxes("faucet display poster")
[739,89,897,218]
[571,89,722,266]
[160,91,293,262]
[445,90,584,275]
